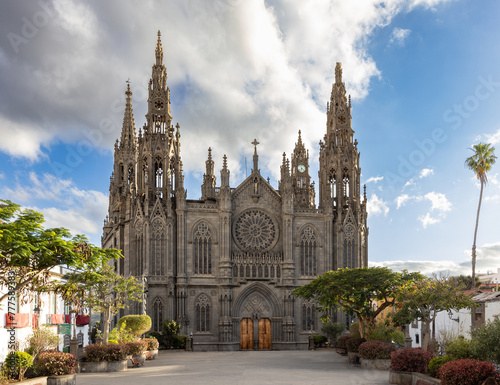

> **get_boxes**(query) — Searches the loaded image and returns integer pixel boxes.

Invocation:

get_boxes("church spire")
[201,147,216,200]
[155,30,163,66]
[335,62,342,84]
[119,83,137,150]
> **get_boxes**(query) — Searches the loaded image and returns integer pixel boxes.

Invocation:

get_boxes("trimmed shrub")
[336,335,351,349]
[173,335,187,349]
[162,319,181,348]
[391,348,433,373]
[367,323,393,342]
[83,343,128,362]
[358,340,395,360]
[126,340,148,355]
[313,335,328,347]
[345,337,366,353]
[4,351,33,381]
[446,336,475,360]
[439,359,499,385]
[142,337,159,351]
[36,351,77,376]
[321,322,345,344]
[428,355,454,378]
[118,315,152,338]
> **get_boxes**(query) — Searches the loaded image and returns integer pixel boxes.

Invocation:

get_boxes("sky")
[0,0,499,277]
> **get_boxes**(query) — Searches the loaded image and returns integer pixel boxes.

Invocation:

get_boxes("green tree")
[471,315,500,364]
[0,200,120,306]
[395,276,475,351]
[117,314,152,338]
[293,267,422,338]
[56,264,144,344]
[465,143,496,289]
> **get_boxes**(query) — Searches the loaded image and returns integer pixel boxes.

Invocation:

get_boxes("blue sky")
[0,0,499,276]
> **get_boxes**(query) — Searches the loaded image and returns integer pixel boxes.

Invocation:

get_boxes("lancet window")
[196,294,210,333]
[153,297,163,332]
[150,219,165,275]
[302,300,316,332]
[194,223,212,275]
[300,226,317,277]
[343,225,356,268]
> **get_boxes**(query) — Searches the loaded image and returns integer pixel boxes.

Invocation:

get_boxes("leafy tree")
[0,200,121,306]
[449,274,481,290]
[395,276,475,351]
[293,267,422,338]
[321,321,345,344]
[465,143,496,289]
[162,319,181,348]
[55,264,144,344]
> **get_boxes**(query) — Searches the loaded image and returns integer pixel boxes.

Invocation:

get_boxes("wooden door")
[240,318,254,350]
[258,318,271,350]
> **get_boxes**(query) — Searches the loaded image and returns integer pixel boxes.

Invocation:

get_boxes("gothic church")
[102,32,368,350]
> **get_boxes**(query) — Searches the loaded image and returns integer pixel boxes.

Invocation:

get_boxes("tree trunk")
[103,307,111,344]
[471,181,484,289]
[421,321,431,352]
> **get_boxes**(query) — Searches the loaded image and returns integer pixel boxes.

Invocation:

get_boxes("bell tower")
[318,63,368,269]
[291,130,315,208]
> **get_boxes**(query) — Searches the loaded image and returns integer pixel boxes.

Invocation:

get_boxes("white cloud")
[424,191,452,212]
[389,27,411,47]
[370,241,500,276]
[365,176,384,184]
[0,0,452,185]
[395,193,412,209]
[367,193,389,217]
[483,128,500,145]
[417,212,440,228]
[419,168,434,178]
[1,172,107,239]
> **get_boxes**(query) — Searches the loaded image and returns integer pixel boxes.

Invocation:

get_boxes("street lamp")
[448,310,459,323]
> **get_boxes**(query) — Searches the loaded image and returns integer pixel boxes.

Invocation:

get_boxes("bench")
[129,357,144,367]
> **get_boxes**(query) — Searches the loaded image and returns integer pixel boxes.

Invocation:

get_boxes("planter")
[347,351,360,363]
[411,373,441,385]
[389,370,414,385]
[149,349,159,358]
[132,353,146,363]
[80,360,128,373]
[47,374,76,385]
[360,358,391,370]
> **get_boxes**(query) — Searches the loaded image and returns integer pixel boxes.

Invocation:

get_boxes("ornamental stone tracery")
[233,209,278,252]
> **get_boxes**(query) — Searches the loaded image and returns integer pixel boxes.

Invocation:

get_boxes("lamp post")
[448,310,459,323]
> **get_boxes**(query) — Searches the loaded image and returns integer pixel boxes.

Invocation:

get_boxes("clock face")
[297,164,306,173]
[154,100,164,110]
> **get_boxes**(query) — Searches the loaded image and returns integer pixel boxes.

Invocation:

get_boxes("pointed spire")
[221,154,230,187]
[119,82,137,150]
[251,138,259,173]
[335,62,342,84]
[155,30,163,66]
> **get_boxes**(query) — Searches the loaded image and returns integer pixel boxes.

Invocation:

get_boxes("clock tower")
[291,130,315,208]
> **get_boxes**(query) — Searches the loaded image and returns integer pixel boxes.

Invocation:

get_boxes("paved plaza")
[76,350,390,385]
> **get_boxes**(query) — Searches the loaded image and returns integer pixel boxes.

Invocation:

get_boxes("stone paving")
[76,350,390,385]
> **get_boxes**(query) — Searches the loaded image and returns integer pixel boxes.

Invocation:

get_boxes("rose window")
[234,210,277,251]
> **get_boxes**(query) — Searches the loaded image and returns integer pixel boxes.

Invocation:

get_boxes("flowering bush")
[126,340,148,355]
[335,335,351,349]
[345,337,366,353]
[142,338,159,351]
[358,340,395,359]
[391,348,433,373]
[36,351,77,376]
[428,355,454,378]
[83,343,128,362]
[439,359,499,385]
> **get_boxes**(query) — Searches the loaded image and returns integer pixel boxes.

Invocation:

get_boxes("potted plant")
[345,337,366,363]
[358,340,395,370]
[142,337,160,358]
[36,351,77,385]
[126,340,148,364]
[81,343,129,372]
[389,348,433,385]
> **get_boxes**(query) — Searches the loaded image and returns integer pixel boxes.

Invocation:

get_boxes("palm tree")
[465,143,496,289]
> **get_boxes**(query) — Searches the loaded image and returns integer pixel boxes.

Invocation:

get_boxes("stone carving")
[243,294,270,318]
[234,210,277,251]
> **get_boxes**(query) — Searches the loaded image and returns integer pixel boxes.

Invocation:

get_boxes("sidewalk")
[76,349,390,385]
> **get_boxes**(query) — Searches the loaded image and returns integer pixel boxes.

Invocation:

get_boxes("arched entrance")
[234,283,282,350]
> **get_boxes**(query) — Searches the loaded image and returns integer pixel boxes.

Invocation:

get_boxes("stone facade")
[102,31,368,350]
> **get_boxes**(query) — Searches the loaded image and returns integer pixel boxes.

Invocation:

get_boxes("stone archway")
[234,283,282,350]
